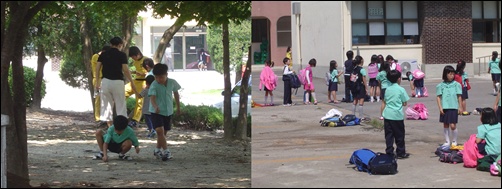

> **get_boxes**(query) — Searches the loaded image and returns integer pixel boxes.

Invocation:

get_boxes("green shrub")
[126,97,136,115]
[8,66,46,107]
[172,104,223,131]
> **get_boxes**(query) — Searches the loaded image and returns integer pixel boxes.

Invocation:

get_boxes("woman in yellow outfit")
[125,46,149,127]
[286,46,293,70]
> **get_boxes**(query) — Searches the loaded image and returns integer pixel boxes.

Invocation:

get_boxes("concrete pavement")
[251,64,501,188]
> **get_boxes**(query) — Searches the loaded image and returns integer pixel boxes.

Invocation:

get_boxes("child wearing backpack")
[350,55,368,119]
[328,60,344,103]
[377,61,391,120]
[436,65,463,147]
[475,108,501,159]
[382,70,410,159]
[367,54,380,103]
[259,59,277,106]
[455,60,470,115]
[282,57,295,106]
[304,58,318,105]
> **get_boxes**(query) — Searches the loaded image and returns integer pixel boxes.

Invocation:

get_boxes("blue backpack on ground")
[349,148,377,173]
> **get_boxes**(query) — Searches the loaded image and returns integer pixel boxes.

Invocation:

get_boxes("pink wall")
[252,1,291,66]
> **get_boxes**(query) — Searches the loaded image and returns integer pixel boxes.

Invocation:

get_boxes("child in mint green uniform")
[436,65,462,147]
[376,61,391,120]
[487,51,500,95]
[475,108,501,160]
[93,115,140,161]
[382,70,410,159]
[149,63,181,161]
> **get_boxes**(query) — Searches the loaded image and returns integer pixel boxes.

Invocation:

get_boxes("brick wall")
[419,1,472,64]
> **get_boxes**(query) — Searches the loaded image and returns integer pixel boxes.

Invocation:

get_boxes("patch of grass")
[191,89,223,95]
[366,118,384,131]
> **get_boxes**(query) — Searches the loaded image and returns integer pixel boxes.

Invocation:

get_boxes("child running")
[93,115,140,162]
[259,59,277,106]
[382,70,410,159]
[436,65,462,147]
[149,63,181,161]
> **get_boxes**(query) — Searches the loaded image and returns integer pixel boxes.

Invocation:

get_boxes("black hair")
[406,71,412,78]
[352,55,363,67]
[492,51,498,62]
[481,107,498,125]
[385,55,394,62]
[109,37,123,46]
[329,60,337,72]
[153,63,168,76]
[377,54,384,64]
[101,45,111,52]
[113,115,129,131]
[370,54,378,66]
[145,75,155,86]
[346,50,354,60]
[283,57,290,64]
[128,46,142,57]
[442,65,456,82]
[286,46,291,52]
[379,61,390,72]
[387,70,401,83]
[456,59,466,75]
[308,58,317,66]
[142,58,154,70]
[265,59,272,66]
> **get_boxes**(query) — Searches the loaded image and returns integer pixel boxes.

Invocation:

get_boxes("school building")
[135,9,209,70]
[251,1,501,78]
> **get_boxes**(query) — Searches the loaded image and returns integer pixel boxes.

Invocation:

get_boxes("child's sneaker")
[118,153,132,161]
[128,120,138,128]
[147,130,157,138]
[92,152,104,160]
[442,142,450,147]
[162,149,172,161]
[154,149,162,159]
[451,141,458,146]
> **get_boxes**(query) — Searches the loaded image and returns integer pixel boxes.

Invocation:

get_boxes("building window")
[277,16,291,47]
[252,19,268,43]
[472,1,501,42]
[351,1,419,45]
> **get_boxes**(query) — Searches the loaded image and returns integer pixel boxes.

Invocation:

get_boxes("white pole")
[1,114,9,188]
[296,14,302,70]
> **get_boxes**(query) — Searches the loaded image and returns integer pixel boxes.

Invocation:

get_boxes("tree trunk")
[222,22,234,140]
[31,44,48,109]
[120,14,136,55]
[235,45,252,140]
[152,18,185,64]
[1,2,50,187]
[79,9,94,110]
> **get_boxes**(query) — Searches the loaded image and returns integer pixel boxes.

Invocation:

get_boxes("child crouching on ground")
[93,115,140,162]
[382,70,410,159]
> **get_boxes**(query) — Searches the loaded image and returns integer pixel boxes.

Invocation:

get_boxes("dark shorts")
[492,73,501,82]
[351,84,367,99]
[151,113,172,131]
[368,78,379,87]
[328,81,338,91]
[497,106,501,123]
[264,86,271,91]
[461,87,469,99]
[439,109,458,124]
[107,140,123,153]
[380,88,386,99]
[413,78,424,88]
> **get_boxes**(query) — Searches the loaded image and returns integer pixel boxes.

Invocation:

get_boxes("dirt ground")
[26,108,251,188]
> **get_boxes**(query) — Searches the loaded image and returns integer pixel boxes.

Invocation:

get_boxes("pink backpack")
[406,106,420,120]
[463,134,485,168]
[367,63,379,78]
[298,68,307,85]
[412,69,425,80]
[422,86,429,97]
[413,103,428,120]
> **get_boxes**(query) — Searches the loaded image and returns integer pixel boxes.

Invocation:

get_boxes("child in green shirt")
[93,115,140,162]
[436,65,462,147]
[382,70,410,159]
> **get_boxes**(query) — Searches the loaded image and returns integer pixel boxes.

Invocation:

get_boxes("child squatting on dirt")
[94,115,140,162]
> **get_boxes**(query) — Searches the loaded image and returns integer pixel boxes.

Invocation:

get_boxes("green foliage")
[172,104,224,131]
[207,19,251,74]
[8,66,47,107]
[126,97,136,115]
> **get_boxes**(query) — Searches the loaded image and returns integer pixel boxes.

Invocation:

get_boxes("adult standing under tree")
[95,37,140,127]
[125,46,149,128]
[161,43,174,72]
[92,45,110,124]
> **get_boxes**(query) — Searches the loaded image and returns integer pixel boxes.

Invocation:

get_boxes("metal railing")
[475,55,499,76]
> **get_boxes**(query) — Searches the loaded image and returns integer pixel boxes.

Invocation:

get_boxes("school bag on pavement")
[422,86,429,97]
[349,148,377,174]
[438,150,464,164]
[463,134,485,168]
[369,152,398,175]
[406,105,420,120]
[413,103,428,120]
